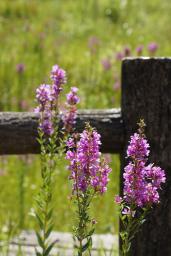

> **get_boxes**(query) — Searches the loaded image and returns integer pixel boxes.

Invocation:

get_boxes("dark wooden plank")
[121,57,171,256]
[0,109,124,154]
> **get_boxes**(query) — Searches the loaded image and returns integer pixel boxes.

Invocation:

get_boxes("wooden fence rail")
[0,109,123,154]
[1,58,171,255]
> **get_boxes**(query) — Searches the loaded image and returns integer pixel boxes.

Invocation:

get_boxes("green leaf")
[47,208,53,221]
[82,237,92,252]
[45,224,53,239]
[86,228,95,237]
[44,241,56,256]
[36,232,44,249]
[35,213,44,230]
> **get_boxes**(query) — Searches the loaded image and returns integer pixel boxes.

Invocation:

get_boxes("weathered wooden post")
[121,58,171,255]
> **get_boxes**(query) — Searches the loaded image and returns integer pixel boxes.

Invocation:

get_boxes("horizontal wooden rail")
[0,109,124,155]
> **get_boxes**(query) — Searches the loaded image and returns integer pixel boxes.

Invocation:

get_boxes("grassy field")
[0,0,171,239]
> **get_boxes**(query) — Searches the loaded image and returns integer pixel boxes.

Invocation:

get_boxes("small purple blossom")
[39,118,54,136]
[115,195,122,204]
[62,87,80,132]
[115,52,124,61]
[136,45,144,56]
[66,87,80,105]
[122,207,131,215]
[148,42,158,54]
[101,58,112,71]
[16,63,25,74]
[50,65,67,98]
[51,64,67,86]
[36,84,52,106]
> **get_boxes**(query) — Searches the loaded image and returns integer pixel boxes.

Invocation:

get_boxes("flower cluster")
[62,87,80,133]
[35,65,67,135]
[66,124,111,194]
[119,120,166,208]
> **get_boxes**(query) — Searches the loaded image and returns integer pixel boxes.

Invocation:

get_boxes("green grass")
[0,0,171,239]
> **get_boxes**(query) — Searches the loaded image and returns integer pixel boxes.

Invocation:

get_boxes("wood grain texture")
[121,57,171,256]
[0,109,124,154]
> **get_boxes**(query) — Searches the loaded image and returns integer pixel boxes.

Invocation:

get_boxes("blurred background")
[0,0,170,241]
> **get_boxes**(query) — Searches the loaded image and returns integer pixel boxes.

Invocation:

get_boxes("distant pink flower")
[101,58,112,71]
[148,42,158,54]
[115,52,124,61]
[113,80,121,90]
[136,45,144,56]
[16,63,25,74]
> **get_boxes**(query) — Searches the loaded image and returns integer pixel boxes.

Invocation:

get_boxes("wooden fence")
[0,58,171,256]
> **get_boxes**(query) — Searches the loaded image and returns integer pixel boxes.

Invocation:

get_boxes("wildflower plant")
[34,65,79,256]
[66,123,111,256]
[115,120,166,256]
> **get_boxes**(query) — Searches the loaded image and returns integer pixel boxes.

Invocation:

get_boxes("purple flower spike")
[35,64,67,136]
[51,64,67,85]
[127,133,150,159]
[36,84,52,106]
[122,120,166,207]
[66,124,111,194]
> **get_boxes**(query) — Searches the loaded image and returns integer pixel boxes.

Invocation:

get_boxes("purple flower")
[122,207,131,215]
[66,138,75,148]
[136,45,144,56]
[115,52,124,61]
[35,64,67,136]
[16,63,25,74]
[51,64,67,86]
[127,133,150,159]
[115,195,122,204]
[122,121,166,207]
[62,87,80,132]
[148,42,158,54]
[36,84,52,107]
[50,65,67,98]
[145,164,166,188]
[101,58,112,71]
[39,118,54,136]
[62,107,77,132]
[66,125,111,194]
[66,87,80,105]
